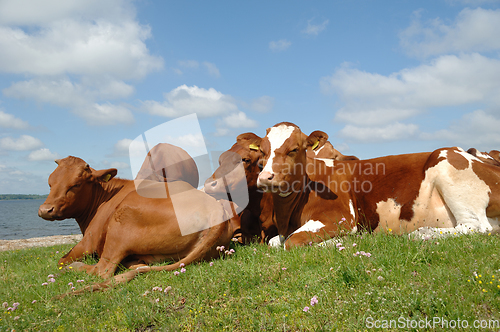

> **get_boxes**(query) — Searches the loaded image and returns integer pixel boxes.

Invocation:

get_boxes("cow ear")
[92,168,118,182]
[236,132,262,151]
[306,131,328,150]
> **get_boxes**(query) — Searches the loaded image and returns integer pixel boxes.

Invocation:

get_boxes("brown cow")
[257,122,500,248]
[203,133,276,244]
[38,156,237,293]
[467,148,500,167]
[306,130,358,161]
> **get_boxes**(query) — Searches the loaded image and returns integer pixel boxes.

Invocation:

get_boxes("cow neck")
[76,178,129,234]
[272,175,310,238]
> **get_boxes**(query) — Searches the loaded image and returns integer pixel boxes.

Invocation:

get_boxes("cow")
[134,142,199,188]
[203,131,356,244]
[256,122,500,248]
[467,148,500,167]
[203,133,276,244]
[38,156,238,294]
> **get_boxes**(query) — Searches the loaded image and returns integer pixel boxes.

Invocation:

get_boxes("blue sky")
[1,0,500,194]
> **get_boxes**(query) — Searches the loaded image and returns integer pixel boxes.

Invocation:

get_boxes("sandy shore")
[0,234,82,252]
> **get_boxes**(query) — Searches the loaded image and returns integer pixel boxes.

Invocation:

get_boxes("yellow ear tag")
[311,141,319,150]
[249,143,259,151]
[103,174,111,182]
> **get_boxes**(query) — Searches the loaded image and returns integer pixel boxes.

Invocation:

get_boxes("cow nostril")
[47,207,54,213]
[267,174,274,181]
[211,180,218,187]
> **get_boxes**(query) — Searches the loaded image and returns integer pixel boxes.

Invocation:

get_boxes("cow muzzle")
[38,203,58,220]
[203,177,228,198]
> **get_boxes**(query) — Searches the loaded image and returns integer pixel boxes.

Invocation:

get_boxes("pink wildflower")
[282,267,287,271]
[180,268,186,273]
[42,282,48,286]
[164,286,172,293]
[49,278,56,283]
[353,243,357,247]
[32,300,37,304]
[174,271,180,276]
[338,247,345,251]
[310,296,318,306]
[336,243,342,248]
[180,263,185,267]
[303,306,310,312]
[209,262,214,267]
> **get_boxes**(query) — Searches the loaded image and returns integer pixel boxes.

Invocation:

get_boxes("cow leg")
[58,236,94,266]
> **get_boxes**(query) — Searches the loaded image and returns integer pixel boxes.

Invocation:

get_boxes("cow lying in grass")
[38,156,238,295]
[256,122,500,248]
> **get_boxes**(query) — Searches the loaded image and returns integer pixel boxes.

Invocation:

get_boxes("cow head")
[306,130,359,161]
[38,156,117,221]
[257,122,311,197]
[204,133,262,199]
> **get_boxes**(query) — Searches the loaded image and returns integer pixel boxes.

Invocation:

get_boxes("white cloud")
[203,62,220,78]
[269,39,291,52]
[0,0,135,26]
[0,0,161,126]
[302,19,329,36]
[0,20,162,79]
[3,77,134,109]
[114,138,134,156]
[0,110,29,129]
[178,60,199,68]
[247,96,274,113]
[0,135,43,151]
[28,148,60,161]
[340,123,420,142]
[321,54,500,126]
[218,112,258,129]
[78,103,134,126]
[400,8,500,58]
[109,161,130,170]
[142,85,238,118]
[421,109,500,148]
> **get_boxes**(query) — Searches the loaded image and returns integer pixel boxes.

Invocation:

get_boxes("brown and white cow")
[257,122,500,248]
[38,156,237,293]
[203,133,277,244]
[467,148,500,167]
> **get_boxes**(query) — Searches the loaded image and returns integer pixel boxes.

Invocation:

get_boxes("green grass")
[1,233,499,331]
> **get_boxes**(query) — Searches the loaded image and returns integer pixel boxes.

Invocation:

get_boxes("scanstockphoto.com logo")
[128,113,248,236]
[366,316,500,329]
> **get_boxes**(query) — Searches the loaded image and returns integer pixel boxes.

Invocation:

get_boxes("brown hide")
[257,122,500,248]
[39,156,236,284]
[204,133,277,243]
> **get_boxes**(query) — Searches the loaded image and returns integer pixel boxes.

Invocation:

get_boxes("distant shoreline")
[0,194,48,201]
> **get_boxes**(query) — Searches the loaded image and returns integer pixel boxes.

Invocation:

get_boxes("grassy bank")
[1,232,499,331]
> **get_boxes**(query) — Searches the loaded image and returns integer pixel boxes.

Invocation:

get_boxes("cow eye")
[288,148,299,155]
[242,158,251,164]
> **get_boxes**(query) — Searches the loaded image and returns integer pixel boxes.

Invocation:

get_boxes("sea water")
[0,199,81,240]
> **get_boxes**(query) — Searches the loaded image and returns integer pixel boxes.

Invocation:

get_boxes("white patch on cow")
[431,153,493,233]
[316,157,334,167]
[314,144,325,156]
[454,147,482,166]
[438,150,447,159]
[377,150,495,234]
[475,150,494,161]
[317,238,341,247]
[350,225,358,234]
[261,124,296,175]
[292,220,325,235]
[349,200,355,220]
[268,235,283,247]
